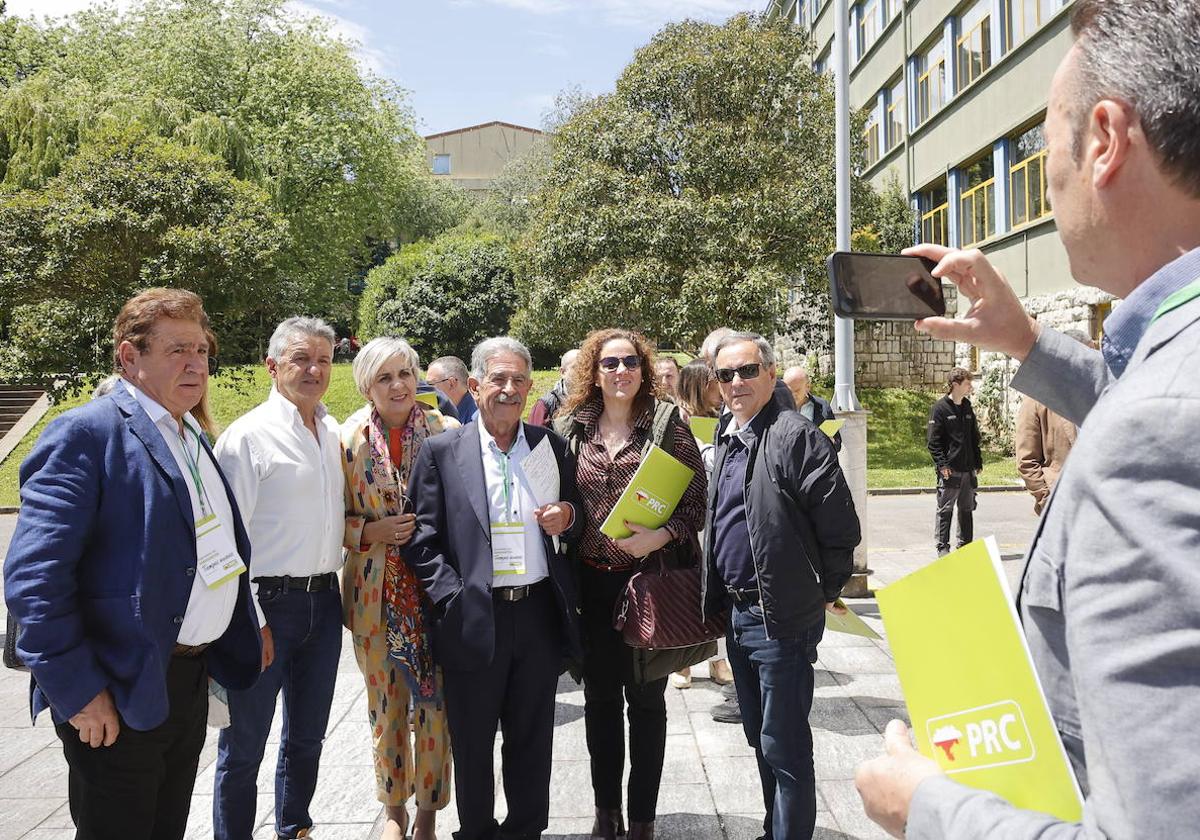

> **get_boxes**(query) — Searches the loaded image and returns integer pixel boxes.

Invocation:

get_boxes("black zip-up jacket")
[926,395,983,473]
[701,399,862,638]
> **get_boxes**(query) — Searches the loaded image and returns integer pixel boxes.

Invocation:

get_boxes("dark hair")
[676,359,716,419]
[1069,0,1200,197]
[945,367,972,393]
[561,328,660,417]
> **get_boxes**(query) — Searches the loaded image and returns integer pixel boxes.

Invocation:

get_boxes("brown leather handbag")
[613,535,727,650]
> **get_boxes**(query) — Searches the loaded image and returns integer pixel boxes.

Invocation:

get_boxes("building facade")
[425,120,545,194]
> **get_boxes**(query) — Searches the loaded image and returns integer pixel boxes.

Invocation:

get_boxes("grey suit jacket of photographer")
[907,285,1200,839]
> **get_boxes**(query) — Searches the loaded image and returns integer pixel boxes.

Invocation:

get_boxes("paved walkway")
[0,494,1038,839]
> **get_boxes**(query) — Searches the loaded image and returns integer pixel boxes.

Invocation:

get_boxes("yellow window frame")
[956,16,991,91]
[959,177,996,246]
[921,202,949,246]
[1008,148,1050,227]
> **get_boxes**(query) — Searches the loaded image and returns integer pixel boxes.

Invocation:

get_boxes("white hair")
[700,327,733,363]
[471,336,532,380]
[713,332,776,368]
[267,316,336,361]
[352,336,420,398]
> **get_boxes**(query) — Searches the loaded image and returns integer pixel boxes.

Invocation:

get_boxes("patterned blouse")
[571,396,708,572]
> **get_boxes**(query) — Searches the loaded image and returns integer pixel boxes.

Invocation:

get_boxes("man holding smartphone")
[926,368,982,556]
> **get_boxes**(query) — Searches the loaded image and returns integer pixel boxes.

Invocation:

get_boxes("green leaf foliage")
[359,232,517,365]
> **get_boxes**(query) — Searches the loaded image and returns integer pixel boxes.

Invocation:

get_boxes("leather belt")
[253,573,336,592]
[726,587,761,606]
[493,580,548,602]
[172,642,210,658]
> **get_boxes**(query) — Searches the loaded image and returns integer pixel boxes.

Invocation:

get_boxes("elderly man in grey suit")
[854,1,1200,838]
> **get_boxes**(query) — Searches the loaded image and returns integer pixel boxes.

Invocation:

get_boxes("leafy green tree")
[513,14,874,355]
[359,233,516,364]
[0,125,287,395]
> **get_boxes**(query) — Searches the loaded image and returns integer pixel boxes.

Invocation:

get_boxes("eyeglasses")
[598,355,641,372]
[427,376,454,386]
[713,363,762,384]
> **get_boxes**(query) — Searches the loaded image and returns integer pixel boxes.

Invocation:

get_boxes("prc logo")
[634,488,667,516]
[925,700,1036,774]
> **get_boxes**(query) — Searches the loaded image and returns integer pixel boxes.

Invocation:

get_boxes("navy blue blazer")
[406,421,584,671]
[3,386,262,729]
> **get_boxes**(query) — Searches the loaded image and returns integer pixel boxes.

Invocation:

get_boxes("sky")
[9,0,768,135]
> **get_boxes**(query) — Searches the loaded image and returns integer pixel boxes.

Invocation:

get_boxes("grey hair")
[712,332,776,368]
[92,374,121,400]
[700,327,732,363]
[352,336,420,398]
[1069,0,1200,197]
[429,355,468,383]
[266,316,336,361]
[471,336,533,380]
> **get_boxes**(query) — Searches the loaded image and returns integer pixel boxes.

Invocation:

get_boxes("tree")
[0,125,287,396]
[513,14,874,355]
[359,233,517,364]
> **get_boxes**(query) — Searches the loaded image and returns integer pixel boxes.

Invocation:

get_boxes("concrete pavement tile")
[16,831,76,840]
[319,717,374,766]
[819,626,878,648]
[826,673,906,706]
[677,682,725,714]
[702,755,764,815]
[307,764,386,823]
[810,695,874,734]
[543,815,594,838]
[661,733,706,785]
[0,726,57,775]
[653,812,722,839]
[816,647,895,675]
[818,779,893,840]
[720,811,843,840]
[689,712,754,758]
[0,745,67,798]
[0,797,61,840]
[35,801,73,829]
[655,782,715,815]
[812,730,885,781]
[184,793,273,839]
[254,822,378,839]
[546,759,594,818]
[858,703,909,733]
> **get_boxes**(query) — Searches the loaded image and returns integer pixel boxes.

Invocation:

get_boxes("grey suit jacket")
[907,288,1200,838]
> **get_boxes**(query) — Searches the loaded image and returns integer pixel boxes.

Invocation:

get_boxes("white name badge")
[491,522,526,576]
[196,515,247,589]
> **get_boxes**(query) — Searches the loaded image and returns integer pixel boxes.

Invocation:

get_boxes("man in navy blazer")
[3,289,267,840]
[407,336,584,840]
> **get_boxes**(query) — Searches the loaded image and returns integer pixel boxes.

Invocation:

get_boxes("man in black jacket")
[702,332,862,840]
[927,367,983,556]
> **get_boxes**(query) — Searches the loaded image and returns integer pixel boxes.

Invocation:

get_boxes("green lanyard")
[1152,278,1200,325]
[494,446,518,521]
[178,421,213,518]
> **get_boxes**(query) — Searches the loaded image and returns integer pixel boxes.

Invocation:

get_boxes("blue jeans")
[726,602,824,840]
[213,583,342,840]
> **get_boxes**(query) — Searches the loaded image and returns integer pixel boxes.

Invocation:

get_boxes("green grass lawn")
[1,370,1016,506]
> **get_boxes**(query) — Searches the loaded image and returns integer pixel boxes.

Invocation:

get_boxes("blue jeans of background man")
[726,601,824,840]
[213,582,342,840]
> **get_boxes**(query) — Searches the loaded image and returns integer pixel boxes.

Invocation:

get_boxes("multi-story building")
[425,120,545,195]
[766,0,1115,409]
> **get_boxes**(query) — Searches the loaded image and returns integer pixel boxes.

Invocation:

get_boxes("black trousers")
[442,581,563,840]
[55,655,208,840]
[580,564,668,823]
[935,470,977,555]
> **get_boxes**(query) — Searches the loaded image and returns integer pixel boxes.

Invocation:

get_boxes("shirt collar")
[1101,246,1200,377]
[268,386,328,425]
[479,419,527,456]
[122,378,200,436]
[723,407,765,446]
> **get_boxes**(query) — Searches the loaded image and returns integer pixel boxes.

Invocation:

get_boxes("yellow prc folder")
[689,416,719,444]
[824,598,881,639]
[415,391,439,408]
[876,537,1083,822]
[599,444,696,540]
[819,418,844,437]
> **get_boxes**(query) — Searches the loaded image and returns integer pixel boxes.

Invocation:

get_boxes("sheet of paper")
[599,444,696,540]
[823,599,881,639]
[819,418,845,437]
[876,537,1083,822]
[520,436,560,509]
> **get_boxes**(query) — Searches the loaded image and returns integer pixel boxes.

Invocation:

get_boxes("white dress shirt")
[214,388,345,612]
[478,422,550,587]
[123,380,240,645]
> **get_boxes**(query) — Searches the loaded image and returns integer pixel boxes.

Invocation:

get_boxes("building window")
[858,0,880,55]
[920,182,949,246]
[886,76,905,150]
[959,154,996,246]
[969,345,980,372]
[864,109,881,167]
[956,0,993,93]
[1009,123,1050,227]
[796,0,808,28]
[432,154,451,175]
[1090,300,1112,342]
[886,0,903,21]
[1002,0,1056,51]
[916,39,946,125]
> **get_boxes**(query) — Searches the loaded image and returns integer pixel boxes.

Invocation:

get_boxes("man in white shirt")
[4,289,266,840]
[212,317,345,840]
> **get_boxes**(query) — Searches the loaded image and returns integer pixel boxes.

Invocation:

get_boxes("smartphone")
[826,251,947,320]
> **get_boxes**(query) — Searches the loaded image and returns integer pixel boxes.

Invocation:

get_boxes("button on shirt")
[712,412,764,591]
[478,422,549,588]
[123,380,240,645]
[214,388,345,613]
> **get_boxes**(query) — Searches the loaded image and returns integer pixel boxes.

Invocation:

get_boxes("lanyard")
[1151,278,1200,325]
[178,422,213,518]
[493,445,519,521]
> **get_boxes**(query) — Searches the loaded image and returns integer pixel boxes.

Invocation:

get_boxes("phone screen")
[827,252,946,320]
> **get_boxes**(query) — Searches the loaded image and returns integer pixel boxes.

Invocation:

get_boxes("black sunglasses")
[713,363,761,384]
[598,355,641,372]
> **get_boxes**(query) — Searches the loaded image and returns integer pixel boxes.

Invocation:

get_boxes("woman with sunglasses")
[554,328,708,840]
[340,337,458,840]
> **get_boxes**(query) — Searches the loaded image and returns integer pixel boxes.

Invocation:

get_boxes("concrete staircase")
[0,385,49,467]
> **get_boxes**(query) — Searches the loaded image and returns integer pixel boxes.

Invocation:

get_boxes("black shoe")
[710,696,742,724]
